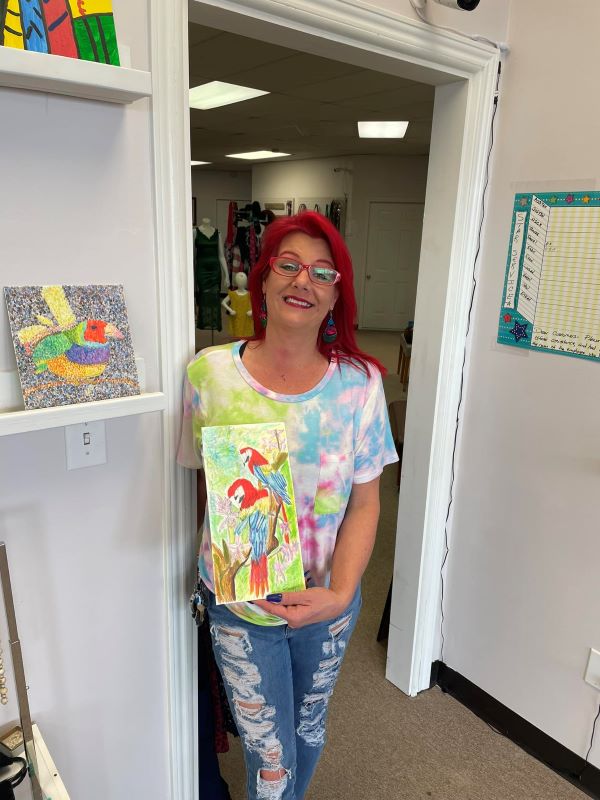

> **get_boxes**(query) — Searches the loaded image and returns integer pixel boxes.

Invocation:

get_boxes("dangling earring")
[259,295,268,328]
[322,309,337,343]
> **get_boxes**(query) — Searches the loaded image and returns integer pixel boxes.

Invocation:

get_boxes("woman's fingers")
[266,590,311,606]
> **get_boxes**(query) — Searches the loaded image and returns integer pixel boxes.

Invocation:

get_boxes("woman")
[177,212,398,799]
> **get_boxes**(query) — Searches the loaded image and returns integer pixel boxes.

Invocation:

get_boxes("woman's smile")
[283,294,315,309]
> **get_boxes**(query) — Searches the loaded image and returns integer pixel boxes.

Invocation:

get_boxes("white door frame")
[150,2,499,798]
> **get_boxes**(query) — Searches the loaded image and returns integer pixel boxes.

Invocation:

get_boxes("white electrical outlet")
[584,648,600,691]
[64,421,107,470]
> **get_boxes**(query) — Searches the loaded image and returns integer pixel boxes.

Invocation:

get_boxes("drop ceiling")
[189,23,435,169]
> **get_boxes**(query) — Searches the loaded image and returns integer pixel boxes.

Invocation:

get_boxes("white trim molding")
[150,2,197,800]
[157,1,500,795]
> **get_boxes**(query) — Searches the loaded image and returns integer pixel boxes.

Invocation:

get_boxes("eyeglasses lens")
[272,258,338,285]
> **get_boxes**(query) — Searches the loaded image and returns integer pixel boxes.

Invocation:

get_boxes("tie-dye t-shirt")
[177,341,397,626]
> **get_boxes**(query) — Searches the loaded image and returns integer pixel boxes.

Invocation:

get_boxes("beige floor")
[214,328,581,799]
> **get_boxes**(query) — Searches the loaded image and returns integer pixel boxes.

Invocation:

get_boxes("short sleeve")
[353,369,398,484]
[176,370,203,469]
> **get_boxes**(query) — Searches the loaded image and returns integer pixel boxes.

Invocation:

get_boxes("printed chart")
[498,192,600,361]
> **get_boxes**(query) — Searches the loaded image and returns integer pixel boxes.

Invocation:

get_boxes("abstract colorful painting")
[4,284,139,409]
[0,0,120,65]
[203,422,305,605]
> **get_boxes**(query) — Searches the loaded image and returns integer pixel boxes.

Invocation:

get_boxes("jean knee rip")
[297,612,353,747]
[211,623,288,778]
[257,767,290,800]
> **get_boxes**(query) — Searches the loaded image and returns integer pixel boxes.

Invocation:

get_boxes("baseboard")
[431,661,600,799]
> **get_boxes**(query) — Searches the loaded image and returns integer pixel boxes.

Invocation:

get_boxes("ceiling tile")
[188,22,221,46]
[189,33,293,82]
[289,70,415,102]
[188,22,433,167]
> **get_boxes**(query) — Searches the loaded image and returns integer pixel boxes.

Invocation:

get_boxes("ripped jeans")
[207,588,361,800]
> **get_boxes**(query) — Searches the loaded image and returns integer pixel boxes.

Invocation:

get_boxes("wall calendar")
[498,191,600,361]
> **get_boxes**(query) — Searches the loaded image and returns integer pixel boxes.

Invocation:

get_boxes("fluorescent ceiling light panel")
[191,161,211,166]
[189,81,269,110]
[226,150,290,161]
[358,121,409,138]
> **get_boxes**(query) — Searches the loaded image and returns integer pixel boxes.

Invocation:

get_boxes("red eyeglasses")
[269,257,341,286]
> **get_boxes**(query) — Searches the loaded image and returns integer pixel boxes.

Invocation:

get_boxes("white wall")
[191,168,252,225]
[364,0,510,42]
[0,3,170,798]
[252,156,352,204]
[444,0,600,767]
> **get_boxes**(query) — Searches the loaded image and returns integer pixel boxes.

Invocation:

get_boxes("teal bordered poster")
[498,191,600,361]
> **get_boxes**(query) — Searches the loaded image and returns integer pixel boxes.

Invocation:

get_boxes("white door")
[361,202,424,330]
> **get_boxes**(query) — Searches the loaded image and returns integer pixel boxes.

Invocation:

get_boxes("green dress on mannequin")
[195,228,222,331]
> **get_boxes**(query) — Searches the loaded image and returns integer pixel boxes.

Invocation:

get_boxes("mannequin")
[197,217,229,288]
[194,217,229,331]
[222,272,254,339]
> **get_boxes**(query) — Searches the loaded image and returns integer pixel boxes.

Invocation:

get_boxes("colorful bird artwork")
[16,286,122,383]
[0,0,120,65]
[202,423,305,605]
[4,284,140,409]
[239,446,291,521]
[228,478,271,597]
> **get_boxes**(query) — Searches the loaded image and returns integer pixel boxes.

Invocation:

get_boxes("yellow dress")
[227,291,254,338]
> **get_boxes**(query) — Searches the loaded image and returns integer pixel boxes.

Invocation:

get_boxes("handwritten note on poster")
[498,192,600,361]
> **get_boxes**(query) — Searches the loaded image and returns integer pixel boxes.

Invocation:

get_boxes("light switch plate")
[584,648,600,691]
[65,421,107,470]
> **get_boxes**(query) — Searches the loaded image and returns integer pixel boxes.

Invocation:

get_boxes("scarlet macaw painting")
[203,423,305,604]
[4,284,139,409]
[0,0,120,65]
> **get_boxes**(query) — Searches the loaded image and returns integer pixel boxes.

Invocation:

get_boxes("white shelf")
[0,46,151,103]
[0,392,166,437]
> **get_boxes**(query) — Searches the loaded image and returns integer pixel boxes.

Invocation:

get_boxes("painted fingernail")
[266,594,282,603]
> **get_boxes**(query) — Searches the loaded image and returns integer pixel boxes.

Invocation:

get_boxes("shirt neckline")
[232,340,336,403]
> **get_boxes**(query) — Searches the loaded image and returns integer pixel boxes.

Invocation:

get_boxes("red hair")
[247,212,386,376]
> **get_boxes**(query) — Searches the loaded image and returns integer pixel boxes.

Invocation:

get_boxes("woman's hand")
[253,587,351,628]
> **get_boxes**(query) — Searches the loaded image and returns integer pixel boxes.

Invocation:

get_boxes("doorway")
[150,2,500,797]
[362,202,424,330]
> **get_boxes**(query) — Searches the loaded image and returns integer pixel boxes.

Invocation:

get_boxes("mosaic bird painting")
[16,286,124,385]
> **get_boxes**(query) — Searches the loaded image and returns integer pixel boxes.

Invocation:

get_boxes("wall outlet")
[64,421,107,470]
[584,648,600,691]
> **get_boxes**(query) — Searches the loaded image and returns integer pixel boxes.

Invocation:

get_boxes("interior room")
[0,1,599,800]
[188,21,429,797]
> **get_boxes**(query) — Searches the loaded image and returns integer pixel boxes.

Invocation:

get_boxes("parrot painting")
[16,286,124,385]
[239,447,291,522]
[227,478,271,598]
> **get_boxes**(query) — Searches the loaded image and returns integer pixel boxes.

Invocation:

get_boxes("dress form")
[194,216,228,333]
[197,217,229,288]
[222,273,253,339]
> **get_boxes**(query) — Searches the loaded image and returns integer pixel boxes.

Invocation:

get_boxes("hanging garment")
[195,229,223,331]
[249,225,258,270]
[234,224,251,273]
[224,202,238,280]
[226,291,254,339]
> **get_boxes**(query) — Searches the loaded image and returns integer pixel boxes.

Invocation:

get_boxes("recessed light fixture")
[191,161,211,166]
[226,150,291,161]
[189,81,269,110]
[357,121,409,138]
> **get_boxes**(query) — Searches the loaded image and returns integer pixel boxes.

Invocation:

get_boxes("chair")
[397,332,412,390]
[387,399,406,488]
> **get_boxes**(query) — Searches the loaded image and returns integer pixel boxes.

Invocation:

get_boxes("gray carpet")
[216,463,582,799]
